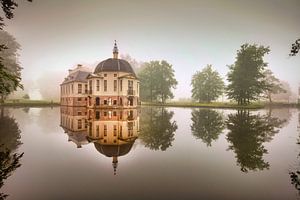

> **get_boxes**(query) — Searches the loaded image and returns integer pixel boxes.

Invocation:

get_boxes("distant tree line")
[138,43,289,105]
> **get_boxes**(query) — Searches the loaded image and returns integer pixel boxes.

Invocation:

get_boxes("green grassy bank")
[0,99,60,107]
[142,101,300,109]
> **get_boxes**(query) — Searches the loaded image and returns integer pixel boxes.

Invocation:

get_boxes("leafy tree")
[0,108,23,199]
[191,65,224,103]
[263,69,285,103]
[120,54,144,74]
[271,81,293,103]
[227,44,270,105]
[138,60,177,103]
[290,39,300,56]
[191,109,225,146]
[0,0,32,103]
[0,31,23,102]
[139,107,177,151]
[226,110,285,172]
[22,94,29,99]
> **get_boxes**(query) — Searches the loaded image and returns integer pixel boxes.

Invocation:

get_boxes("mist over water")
[3,0,299,100]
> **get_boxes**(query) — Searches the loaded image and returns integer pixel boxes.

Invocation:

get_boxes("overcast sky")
[4,0,300,99]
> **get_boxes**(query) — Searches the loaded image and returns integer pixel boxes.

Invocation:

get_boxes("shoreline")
[141,102,300,109]
[1,100,299,109]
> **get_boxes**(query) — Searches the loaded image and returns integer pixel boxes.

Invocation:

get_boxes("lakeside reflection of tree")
[191,109,225,147]
[139,107,177,151]
[289,111,300,194]
[226,110,285,173]
[0,108,23,200]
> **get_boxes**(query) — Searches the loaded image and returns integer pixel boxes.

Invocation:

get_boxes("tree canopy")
[191,65,224,103]
[227,44,270,105]
[191,109,224,146]
[262,69,285,103]
[139,107,177,151]
[0,0,31,103]
[0,30,23,102]
[138,60,177,103]
[290,39,300,56]
[226,110,285,172]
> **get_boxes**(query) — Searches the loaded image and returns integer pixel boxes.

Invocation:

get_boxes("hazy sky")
[4,0,300,99]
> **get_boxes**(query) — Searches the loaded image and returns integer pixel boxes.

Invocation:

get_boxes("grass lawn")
[141,101,265,109]
[1,99,60,107]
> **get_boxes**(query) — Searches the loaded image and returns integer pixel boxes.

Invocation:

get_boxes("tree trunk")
[0,95,4,104]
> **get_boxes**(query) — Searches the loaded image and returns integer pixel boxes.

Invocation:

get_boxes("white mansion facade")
[60,41,140,108]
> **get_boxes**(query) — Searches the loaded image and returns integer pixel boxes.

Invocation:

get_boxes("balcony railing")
[127,89,135,95]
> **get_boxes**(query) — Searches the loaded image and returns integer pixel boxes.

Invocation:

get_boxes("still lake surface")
[0,106,300,200]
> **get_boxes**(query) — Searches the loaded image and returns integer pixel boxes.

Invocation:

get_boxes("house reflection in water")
[60,106,140,175]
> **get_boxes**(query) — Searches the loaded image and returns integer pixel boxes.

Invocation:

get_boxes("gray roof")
[61,71,90,85]
[94,58,137,77]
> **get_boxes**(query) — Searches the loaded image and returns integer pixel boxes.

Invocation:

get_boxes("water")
[0,106,300,200]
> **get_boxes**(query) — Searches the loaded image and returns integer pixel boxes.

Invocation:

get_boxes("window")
[104,80,107,91]
[120,80,122,91]
[78,119,82,129]
[113,111,117,116]
[96,111,100,119]
[113,100,117,105]
[104,100,107,105]
[120,126,122,138]
[104,111,107,116]
[78,111,82,116]
[89,80,92,93]
[114,80,117,91]
[78,84,82,94]
[114,74,117,77]
[128,80,133,89]
[96,125,99,137]
[89,122,92,136]
[104,125,107,136]
[85,84,88,94]
[137,82,139,94]
[96,80,100,91]
[71,84,74,94]
[113,125,117,136]
[104,74,107,77]
[78,97,81,101]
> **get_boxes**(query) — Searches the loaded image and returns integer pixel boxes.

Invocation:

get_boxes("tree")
[120,54,144,74]
[290,39,300,56]
[271,81,293,103]
[191,109,225,146]
[226,110,285,172]
[227,44,270,105]
[191,65,224,103]
[138,60,177,103]
[0,108,24,199]
[0,0,32,103]
[0,31,23,103]
[262,69,285,103]
[139,107,178,151]
[22,94,29,99]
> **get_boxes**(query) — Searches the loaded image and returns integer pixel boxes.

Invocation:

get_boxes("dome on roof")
[94,142,134,157]
[94,58,136,77]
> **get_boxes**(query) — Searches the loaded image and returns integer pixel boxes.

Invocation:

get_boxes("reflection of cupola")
[93,142,135,175]
[112,156,118,175]
[113,40,118,59]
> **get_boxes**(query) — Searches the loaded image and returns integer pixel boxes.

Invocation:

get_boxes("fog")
[4,0,300,100]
